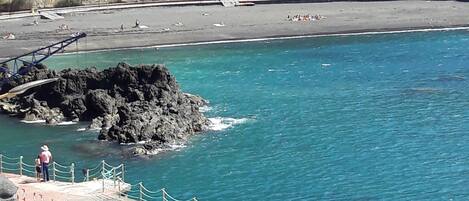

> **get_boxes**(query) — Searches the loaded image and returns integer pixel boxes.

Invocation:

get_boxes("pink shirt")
[39,151,52,164]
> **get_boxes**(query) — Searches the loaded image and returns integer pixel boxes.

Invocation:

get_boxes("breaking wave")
[199,106,212,113]
[208,117,251,131]
[20,120,46,124]
[57,121,78,126]
[21,120,78,125]
[77,127,101,132]
[145,144,187,155]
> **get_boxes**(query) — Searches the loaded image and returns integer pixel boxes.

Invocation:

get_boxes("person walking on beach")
[135,19,140,28]
[39,145,53,182]
[35,155,42,181]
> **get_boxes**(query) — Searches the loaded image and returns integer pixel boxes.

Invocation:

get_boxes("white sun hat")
[41,145,49,151]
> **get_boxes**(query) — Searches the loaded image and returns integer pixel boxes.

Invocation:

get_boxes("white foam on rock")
[116,117,252,155]
[21,120,80,126]
[21,120,46,124]
[119,141,187,155]
[199,106,212,113]
[57,121,78,125]
[208,117,250,131]
[145,143,187,155]
[77,127,102,132]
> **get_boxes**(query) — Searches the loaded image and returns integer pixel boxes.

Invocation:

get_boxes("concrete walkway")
[0,1,221,21]
[0,0,261,21]
[3,173,132,201]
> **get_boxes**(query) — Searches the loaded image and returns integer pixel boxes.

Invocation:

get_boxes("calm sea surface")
[1,30,469,200]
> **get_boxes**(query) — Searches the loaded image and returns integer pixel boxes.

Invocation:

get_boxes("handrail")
[1,161,19,166]
[53,161,70,169]
[0,153,197,201]
[21,162,35,168]
[1,155,20,160]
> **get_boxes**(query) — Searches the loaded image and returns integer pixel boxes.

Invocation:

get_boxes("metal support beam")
[0,32,87,76]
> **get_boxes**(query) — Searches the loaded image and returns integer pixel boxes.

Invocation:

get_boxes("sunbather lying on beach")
[58,24,69,31]
[213,22,225,27]
[287,14,326,22]
[2,33,15,40]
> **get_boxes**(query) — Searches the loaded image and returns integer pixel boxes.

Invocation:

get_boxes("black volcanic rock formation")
[0,63,210,155]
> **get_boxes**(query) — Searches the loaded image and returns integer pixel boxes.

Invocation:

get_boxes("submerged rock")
[0,63,210,155]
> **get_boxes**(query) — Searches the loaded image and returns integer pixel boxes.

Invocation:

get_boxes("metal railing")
[124,180,198,201]
[0,154,76,183]
[0,154,198,201]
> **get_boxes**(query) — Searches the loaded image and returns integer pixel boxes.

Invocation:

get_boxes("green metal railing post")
[117,177,121,197]
[101,160,105,193]
[121,164,125,182]
[162,188,167,201]
[139,182,143,201]
[19,156,23,176]
[102,177,105,193]
[0,154,3,174]
[71,163,75,184]
[113,168,116,187]
[86,169,89,182]
[52,162,56,181]
[101,160,105,178]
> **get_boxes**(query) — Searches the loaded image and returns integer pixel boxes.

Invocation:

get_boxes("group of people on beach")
[287,14,325,22]
[2,32,15,40]
[58,24,70,31]
[120,19,147,31]
[35,145,53,182]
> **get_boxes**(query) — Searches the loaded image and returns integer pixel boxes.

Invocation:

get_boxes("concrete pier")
[3,173,132,201]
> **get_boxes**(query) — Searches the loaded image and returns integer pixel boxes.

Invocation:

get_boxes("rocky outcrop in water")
[0,63,210,155]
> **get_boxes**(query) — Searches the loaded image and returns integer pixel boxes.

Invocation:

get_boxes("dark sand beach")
[0,1,468,58]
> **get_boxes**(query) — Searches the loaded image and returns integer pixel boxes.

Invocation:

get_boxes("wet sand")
[0,1,468,58]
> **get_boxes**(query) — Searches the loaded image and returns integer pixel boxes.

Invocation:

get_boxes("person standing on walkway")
[35,155,42,181]
[39,145,53,182]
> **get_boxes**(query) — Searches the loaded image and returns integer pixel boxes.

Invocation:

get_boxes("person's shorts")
[36,166,41,173]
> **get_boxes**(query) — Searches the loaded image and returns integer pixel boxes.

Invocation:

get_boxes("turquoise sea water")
[1,30,469,200]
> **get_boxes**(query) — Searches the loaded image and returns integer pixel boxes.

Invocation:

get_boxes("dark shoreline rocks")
[0,63,210,155]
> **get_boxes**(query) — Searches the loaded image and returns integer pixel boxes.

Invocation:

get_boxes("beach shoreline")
[0,1,468,58]
[59,25,469,56]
